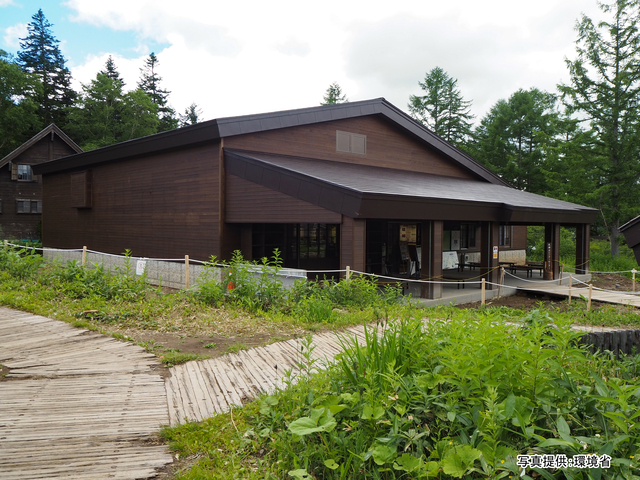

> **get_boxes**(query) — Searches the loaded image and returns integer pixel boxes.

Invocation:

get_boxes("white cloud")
[0,0,15,6]
[3,22,26,49]
[63,0,609,122]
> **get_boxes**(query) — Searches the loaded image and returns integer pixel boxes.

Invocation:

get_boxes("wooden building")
[621,215,640,265]
[33,99,597,298]
[0,125,82,240]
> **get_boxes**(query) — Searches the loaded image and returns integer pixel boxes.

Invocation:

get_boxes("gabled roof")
[32,98,509,186]
[0,124,82,169]
[225,149,598,224]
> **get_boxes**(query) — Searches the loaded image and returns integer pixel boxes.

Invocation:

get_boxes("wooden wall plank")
[42,142,220,260]
[225,116,478,180]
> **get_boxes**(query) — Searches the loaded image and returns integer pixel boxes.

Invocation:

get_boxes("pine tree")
[472,88,560,194]
[559,0,640,256]
[408,67,474,147]
[101,56,124,86]
[137,52,177,132]
[17,9,75,126]
[179,103,203,127]
[321,82,348,105]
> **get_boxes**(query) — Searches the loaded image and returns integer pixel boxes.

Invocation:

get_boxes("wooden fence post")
[633,269,637,293]
[481,278,486,306]
[587,284,593,311]
[82,246,87,266]
[568,274,572,305]
[559,264,564,285]
[185,255,190,289]
[346,266,351,280]
[497,267,504,299]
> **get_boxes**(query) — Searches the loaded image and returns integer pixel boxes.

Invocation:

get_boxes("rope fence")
[1,241,638,306]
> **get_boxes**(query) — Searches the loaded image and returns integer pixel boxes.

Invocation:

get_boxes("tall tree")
[179,102,203,127]
[559,0,640,257]
[137,52,177,132]
[408,67,474,147]
[17,9,75,126]
[321,82,348,105]
[0,50,42,157]
[472,88,560,194]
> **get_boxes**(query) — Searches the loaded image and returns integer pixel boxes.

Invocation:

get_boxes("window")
[16,199,41,214]
[460,223,476,249]
[499,225,512,247]
[17,165,33,181]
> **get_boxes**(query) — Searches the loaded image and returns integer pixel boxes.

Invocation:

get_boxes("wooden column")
[480,222,500,289]
[544,223,561,280]
[420,220,443,299]
[340,217,366,278]
[575,224,590,274]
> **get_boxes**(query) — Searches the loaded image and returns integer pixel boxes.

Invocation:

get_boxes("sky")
[0,0,606,124]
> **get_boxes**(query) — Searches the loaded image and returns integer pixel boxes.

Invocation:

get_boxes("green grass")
[225,342,249,354]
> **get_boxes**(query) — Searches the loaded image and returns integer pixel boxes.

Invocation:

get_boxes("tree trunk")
[611,220,620,258]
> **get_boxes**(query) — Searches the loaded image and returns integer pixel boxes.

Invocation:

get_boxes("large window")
[252,223,340,270]
[460,223,476,249]
[499,225,512,247]
[16,199,42,214]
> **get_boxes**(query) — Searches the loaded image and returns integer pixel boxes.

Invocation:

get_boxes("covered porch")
[224,150,598,300]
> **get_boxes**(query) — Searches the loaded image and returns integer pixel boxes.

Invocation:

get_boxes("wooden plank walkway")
[517,282,640,308]
[166,327,367,425]
[0,307,173,480]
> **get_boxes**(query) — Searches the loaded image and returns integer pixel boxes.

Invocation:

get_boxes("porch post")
[544,223,561,280]
[421,221,443,299]
[340,217,366,279]
[480,222,500,289]
[575,224,590,274]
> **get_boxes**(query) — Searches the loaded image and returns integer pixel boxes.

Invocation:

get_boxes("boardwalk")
[517,281,640,308]
[165,327,368,425]
[0,307,172,480]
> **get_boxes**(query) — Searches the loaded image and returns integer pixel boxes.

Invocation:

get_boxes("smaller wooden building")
[621,215,640,264]
[0,125,82,240]
[33,99,597,298]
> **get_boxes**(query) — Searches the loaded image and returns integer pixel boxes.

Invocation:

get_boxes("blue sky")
[1,1,168,69]
[1,0,605,122]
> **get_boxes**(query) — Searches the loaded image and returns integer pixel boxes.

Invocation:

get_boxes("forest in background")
[2,1,640,255]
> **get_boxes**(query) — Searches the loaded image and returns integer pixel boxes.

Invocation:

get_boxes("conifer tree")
[137,52,178,131]
[321,82,348,105]
[17,9,75,126]
[559,0,640,256]
[408,67,474,147]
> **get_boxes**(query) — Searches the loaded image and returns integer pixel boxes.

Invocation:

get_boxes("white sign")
[493,246,498,259]
[136,260,146,276]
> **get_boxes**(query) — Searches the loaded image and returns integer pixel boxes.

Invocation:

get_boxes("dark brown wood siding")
[225,116,477,179]
[225,174,342,224]
[0,136,78,240]
[42,142,220,260]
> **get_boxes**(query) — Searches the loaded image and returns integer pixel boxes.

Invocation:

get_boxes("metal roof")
[32,98,508,186]
[225,150,598,224]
